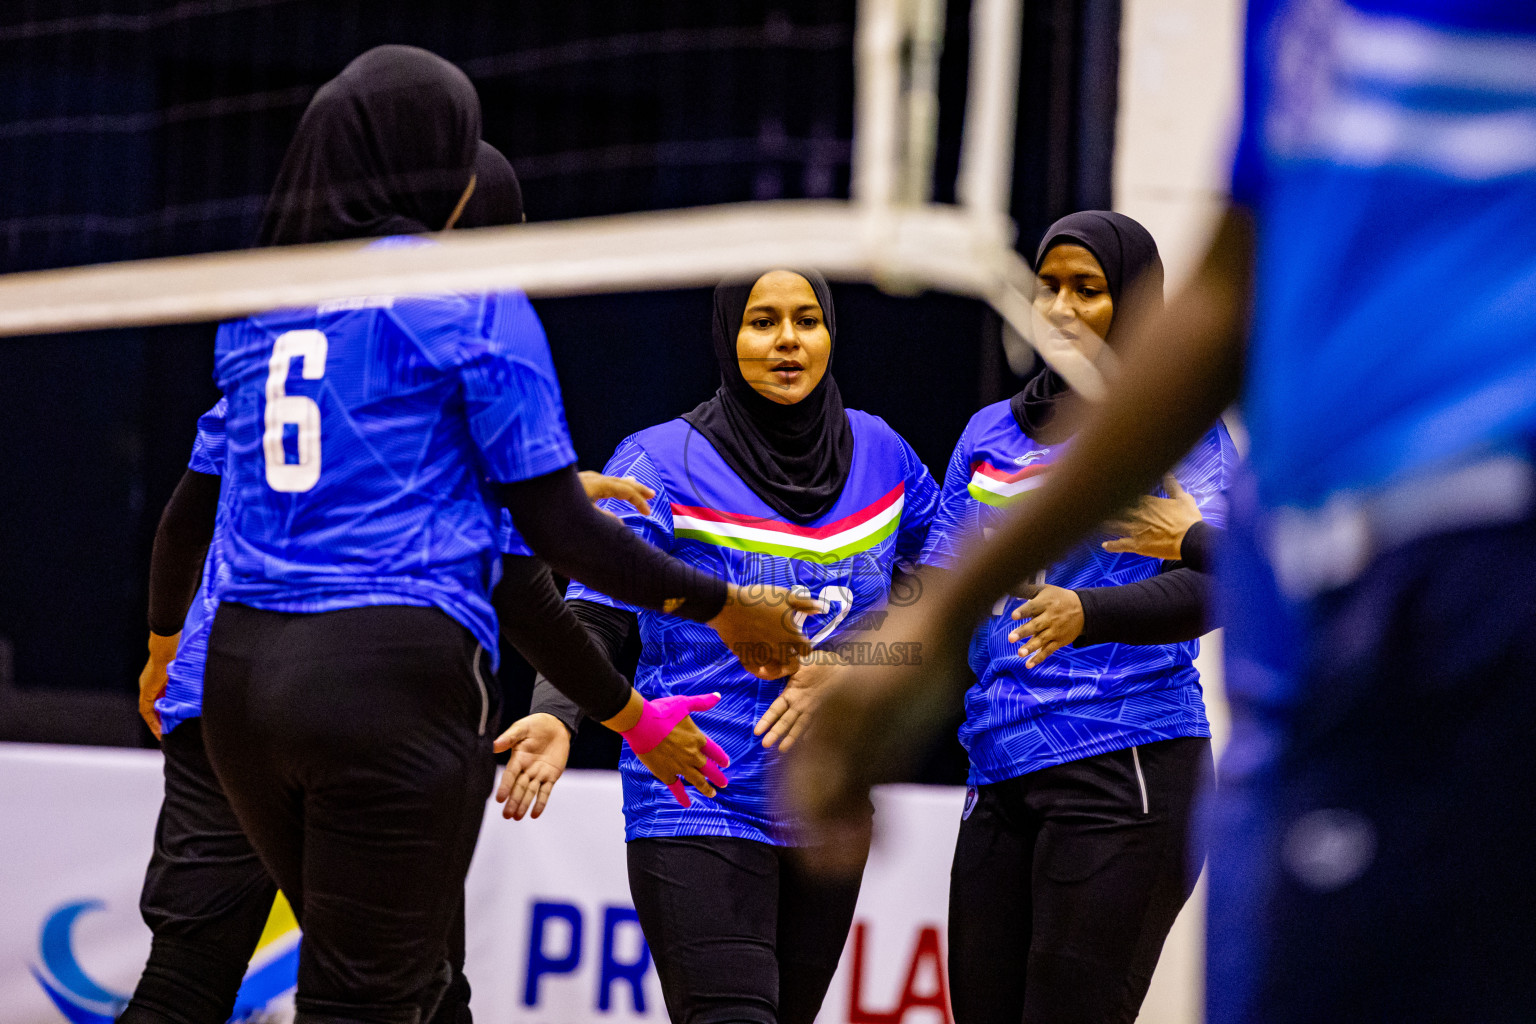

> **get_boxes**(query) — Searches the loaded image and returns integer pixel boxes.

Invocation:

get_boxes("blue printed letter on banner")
[524,901,583,1005]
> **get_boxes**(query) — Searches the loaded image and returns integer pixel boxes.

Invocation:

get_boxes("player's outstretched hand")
[708,584,820,679]
[754,651,843,751]
[138,631,179,741]
[493,713,572,820]
[783,598,969,875]
[1006,583,1085,668]
[1101,474,1201,560]
[579,470,655,518]
[615,692,732,807]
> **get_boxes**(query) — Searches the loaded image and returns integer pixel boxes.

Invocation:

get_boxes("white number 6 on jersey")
[263,329,328,492]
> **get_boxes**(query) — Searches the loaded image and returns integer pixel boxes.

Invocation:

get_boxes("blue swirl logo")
[29,901,128,1024]
[31,899,300,1022]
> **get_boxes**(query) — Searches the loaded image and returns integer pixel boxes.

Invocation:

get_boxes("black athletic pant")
[948,736,1213,1024]
[120,718,279,1024]
[120,716,478,1024]
[627,835,866,1024]
[203,603,494,1024]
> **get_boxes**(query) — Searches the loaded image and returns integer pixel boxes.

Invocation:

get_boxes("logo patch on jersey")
[670,483,905,563]
[967,460,1049,507]
[316,294,395,313]
[1012,451,1046,467]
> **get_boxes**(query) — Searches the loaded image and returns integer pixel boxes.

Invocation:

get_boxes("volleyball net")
[0,0,1107,400]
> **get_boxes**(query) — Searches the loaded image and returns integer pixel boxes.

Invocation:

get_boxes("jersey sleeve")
[565,437,675,613]
[1169,421,1238,531]
[186,397,228,476]
[457,292,578,484]
[917,422,975,571]
[893,436,941,571]
[496,509,534,557]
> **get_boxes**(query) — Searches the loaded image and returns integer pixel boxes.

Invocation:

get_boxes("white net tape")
[0,0,1108,400]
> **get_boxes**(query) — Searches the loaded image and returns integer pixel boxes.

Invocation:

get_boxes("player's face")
[735,271,831,405]
[1033,244,1113,361]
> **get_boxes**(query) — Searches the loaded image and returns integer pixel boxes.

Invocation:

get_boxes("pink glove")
[620,692,731,807]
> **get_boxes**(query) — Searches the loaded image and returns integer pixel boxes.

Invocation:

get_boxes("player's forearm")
[1075,567,1209,646]
[146,469,220,635]
[495,557,634,723]
[1179,521,1220,573]
[931,208,1252,633]
[499,466,727,621]
[529,599,636,732]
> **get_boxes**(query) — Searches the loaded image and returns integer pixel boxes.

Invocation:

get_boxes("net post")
[853,0,903,213]
[899,0,947,206]
[855,0,947,211]
[957,0,1022,230]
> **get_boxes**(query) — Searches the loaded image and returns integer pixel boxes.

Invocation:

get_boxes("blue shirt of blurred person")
[1232,0,1536,513]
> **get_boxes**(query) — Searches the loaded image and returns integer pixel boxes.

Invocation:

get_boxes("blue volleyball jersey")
[568,412,939,844]
[919,400,1237,785]
[157,396,538,736]
[213,244,575,665]
[1232,0,1536,513]
[156,399,230,737]
[496,508,534,559]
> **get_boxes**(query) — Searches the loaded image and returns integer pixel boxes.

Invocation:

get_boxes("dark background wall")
[0,0,1120,778]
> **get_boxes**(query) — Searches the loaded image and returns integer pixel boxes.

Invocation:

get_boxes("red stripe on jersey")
[669,482,904,539]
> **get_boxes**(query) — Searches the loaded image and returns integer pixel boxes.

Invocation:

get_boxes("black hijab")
[256,45,481,246]
[1012,210,1165,442]
[458,141,524,229]
[682,270,855,524]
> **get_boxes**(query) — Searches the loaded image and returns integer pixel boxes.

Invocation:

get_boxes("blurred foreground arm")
[786,209,1254,839]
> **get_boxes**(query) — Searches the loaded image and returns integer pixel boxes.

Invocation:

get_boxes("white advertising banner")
[1,743,1200,1024]
[468,773,963,1024]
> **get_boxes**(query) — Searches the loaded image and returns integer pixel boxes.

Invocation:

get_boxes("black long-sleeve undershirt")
[498,466,726,622]
[492,466,741,726]
[1179,520,1217,573]
[492,558,633,723]
[147,469,220,635]
[528,600,636,733]
[1072,522,1225,645]
[1074,564,1208,646]
[530,553,1219,731]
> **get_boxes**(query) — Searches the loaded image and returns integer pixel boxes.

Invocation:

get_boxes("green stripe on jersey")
[675,514,902,564]
[967,481,1038,507]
